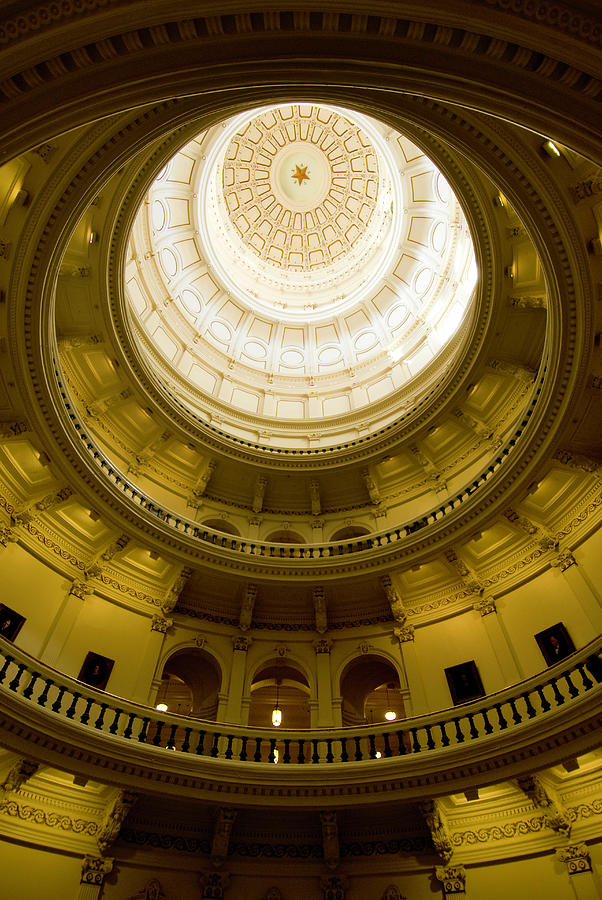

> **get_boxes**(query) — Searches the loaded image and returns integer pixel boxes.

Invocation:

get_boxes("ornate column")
[320,875,347,900]
[556,845,601,900]
[472,597,523,683]
[435,866,466,896]
[200,871,230,899]
[132,614,173,705]
[38,578,92,665]
[224,635,251,725]
[76,856,113,900]
[311,518,325,542]
[313,639,334,727]
[551,552,602,632]
[394,625,427,716]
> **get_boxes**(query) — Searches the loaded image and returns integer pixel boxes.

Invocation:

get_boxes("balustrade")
[1,636,599,770]
[54,366,545,563]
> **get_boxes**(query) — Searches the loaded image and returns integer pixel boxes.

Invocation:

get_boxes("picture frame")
[535,622,575,666]
[0,603,26,642]
[78,651,114,691]
[444,660,485,706]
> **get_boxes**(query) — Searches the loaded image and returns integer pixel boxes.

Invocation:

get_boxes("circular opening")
[125,102,477,449]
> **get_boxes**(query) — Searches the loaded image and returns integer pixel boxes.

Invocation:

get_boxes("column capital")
[314,639,333,654]
[435,865,466,895]
[320,875,347,899]
[1,757,38,793]
[556,843,592,874]
[233,635,251,652]
[0,525,16,548]
[551,550,577,572]
[394,624,415,643]
[70,579,92,601]
[151,614,172,634]
[200,870,230,898]
[80,855,114,886]
[473,597,497,616]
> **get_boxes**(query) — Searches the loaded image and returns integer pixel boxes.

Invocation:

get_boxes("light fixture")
[384,684,397,722]
[542,139,561,158]
[156,702,168,712]
[271,679,282,727]
[273,748,279,765]
[88,231,98,244]
[375,751,382,759]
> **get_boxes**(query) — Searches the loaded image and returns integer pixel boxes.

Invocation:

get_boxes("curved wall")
[0,2,601,898]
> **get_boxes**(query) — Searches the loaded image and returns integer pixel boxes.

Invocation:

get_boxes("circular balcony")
[2,636,600,808]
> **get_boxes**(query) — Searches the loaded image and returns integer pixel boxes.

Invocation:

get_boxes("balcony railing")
[54,365,545,563]
[1,636,600,771]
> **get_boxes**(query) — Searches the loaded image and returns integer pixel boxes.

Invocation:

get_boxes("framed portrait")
[535,622,575,666]
[445,660,485,706]
[78,651,114,691]
[0,603,26,642]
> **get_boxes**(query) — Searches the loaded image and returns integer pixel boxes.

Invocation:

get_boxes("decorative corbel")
[420,799,453,862]
[381,575,407,625]
[320,810,340,870]
[239,583,257,632]
[516,775,571,836]
[162,566,193,614]
[1,757,39,794]
[314,585,328,634]
[211,808,238,868]
[96,789,138,854]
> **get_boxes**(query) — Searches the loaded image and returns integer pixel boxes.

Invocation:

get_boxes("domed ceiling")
[126,104,477,448]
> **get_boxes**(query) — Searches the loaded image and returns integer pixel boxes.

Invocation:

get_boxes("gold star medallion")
[291,164,310,186]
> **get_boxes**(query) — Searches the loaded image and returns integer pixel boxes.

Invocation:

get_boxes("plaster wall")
[498,569,597,678]
[1,838,599,900]
[0,838,82,900]
[50,594,152,698]
[0,542,66,658]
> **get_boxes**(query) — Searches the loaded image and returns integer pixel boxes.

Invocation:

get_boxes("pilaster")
[556,844,602,900]
[394,625,427,715]
[472,597,523,682]
[132,615,173,705]
[224,635,251,724]
[76,856,113,900]
[313,639,333,727]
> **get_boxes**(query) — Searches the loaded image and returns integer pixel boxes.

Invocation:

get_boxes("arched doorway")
[154,648,222,720]
[339,655,404,726]
[248,660,311,730]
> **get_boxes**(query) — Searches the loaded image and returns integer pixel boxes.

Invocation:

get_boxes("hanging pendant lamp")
[272,679,282,727]
[385,684,396,721]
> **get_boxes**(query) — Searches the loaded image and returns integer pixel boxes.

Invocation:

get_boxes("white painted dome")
[125,103,477,447]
